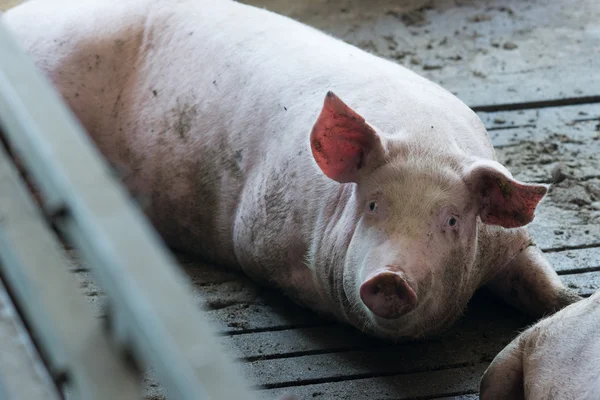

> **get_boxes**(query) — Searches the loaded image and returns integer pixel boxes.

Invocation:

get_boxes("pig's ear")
[310,91,385,183]
[465,159,548,228]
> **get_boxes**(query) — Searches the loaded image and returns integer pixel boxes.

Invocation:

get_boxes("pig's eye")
[368,201,378,213]
[446,216,459,228]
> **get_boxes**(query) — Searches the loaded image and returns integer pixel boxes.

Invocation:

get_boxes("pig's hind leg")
[484,244,581,317]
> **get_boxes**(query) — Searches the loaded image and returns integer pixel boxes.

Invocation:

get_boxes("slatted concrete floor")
[2,0,600,398]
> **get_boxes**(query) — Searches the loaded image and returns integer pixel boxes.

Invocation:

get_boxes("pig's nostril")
[359,271,417,320]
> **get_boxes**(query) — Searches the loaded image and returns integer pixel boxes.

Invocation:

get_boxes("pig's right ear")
[310,91,385,183]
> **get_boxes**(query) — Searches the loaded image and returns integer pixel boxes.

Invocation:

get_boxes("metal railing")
[0,18,256,400]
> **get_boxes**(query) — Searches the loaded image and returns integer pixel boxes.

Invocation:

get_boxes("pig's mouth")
[344,284,470,340]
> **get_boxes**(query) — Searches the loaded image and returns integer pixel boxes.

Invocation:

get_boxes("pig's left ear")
[464,159,548,228]
[310,91,385,183]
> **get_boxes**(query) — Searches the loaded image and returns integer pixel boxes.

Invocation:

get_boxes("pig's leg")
[485,244,581,316]
[479,335,525,400]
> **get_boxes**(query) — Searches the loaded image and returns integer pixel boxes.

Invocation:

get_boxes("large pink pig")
[4,0,580,338]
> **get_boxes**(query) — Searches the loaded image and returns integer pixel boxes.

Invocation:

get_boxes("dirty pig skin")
[4,0,581,338]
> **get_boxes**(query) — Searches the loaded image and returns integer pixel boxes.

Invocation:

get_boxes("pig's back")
[4,0,495,192]
[151,0,494,160]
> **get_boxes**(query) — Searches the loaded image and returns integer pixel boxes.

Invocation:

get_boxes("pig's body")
[481,290,600,400]
[4,0,579,338]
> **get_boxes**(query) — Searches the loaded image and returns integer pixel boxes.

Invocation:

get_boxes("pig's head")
[309,91,548,338]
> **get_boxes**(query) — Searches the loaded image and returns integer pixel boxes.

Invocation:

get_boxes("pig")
[481,290,600,400]
[3,0,581,339]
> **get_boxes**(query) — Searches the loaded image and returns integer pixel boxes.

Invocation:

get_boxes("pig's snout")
[359,271,417,319]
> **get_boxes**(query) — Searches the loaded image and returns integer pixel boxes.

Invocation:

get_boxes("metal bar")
[0,18,256,400]
[0,278,61,400]
[0,137,141,399]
